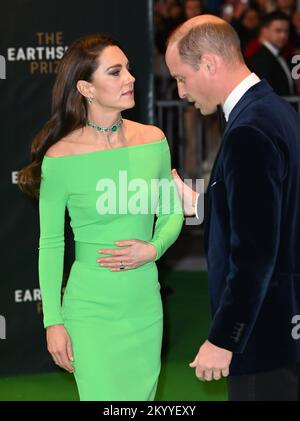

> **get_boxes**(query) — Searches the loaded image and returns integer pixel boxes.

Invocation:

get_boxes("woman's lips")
[122,90,134,96]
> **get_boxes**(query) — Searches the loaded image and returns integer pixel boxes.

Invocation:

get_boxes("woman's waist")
[74,241,156,271]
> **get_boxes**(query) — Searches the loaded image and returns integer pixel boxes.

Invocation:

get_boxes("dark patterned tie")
[217,104,226,134]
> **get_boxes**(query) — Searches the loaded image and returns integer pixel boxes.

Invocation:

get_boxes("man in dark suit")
[166,14,300,400]
[248,11,294,96]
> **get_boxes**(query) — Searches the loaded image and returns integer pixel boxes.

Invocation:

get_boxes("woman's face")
[89,45,135,112]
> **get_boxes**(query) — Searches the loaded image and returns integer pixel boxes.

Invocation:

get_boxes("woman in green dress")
[18,34,183,401]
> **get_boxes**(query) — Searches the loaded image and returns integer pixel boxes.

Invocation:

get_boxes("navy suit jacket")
[202,80,300,375]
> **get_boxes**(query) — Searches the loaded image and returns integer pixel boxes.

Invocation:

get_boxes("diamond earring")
[88,97,93,104]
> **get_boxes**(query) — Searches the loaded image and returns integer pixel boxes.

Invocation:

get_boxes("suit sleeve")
[208,126,285,353]
[38,159,68,328]
[149,140,184,261]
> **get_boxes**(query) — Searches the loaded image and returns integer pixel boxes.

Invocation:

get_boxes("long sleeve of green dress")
[148,140,184,260]
[38,157,68,327]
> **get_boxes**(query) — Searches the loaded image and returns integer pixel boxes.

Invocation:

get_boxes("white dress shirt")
[222,73,261,121]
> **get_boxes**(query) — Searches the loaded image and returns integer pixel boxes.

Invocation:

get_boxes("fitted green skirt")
[61,242,163,401]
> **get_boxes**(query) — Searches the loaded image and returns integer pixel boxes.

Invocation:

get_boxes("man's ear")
[201,53,217,76]
[76,80,93,99]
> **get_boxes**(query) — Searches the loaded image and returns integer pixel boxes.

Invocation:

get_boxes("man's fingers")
[213,369,222,380]
[172,170,184,187]
[221,367,230,377]
[204,369,213,381]
[171,169,180,178]
[195,367,224,381]
[189,358,197,368]
[172,169,192,192]
[195,367,206,381]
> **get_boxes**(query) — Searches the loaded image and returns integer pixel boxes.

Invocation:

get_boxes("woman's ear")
[76,80,93,99]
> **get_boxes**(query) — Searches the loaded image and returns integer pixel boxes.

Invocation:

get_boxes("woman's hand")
[97,239,157,271]
[172,169,198,216]
[46,324,75,373]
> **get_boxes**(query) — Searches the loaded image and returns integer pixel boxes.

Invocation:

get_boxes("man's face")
[263,20,289,50]
[165,43,218,116]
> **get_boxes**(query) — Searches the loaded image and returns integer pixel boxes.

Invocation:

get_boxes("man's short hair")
[170,19,244,69]
[261,11,290,28]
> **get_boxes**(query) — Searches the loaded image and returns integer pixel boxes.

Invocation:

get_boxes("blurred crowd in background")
[154,0,300,179]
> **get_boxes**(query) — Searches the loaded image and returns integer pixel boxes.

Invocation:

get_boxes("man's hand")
[97,239,157,271]
[172,169,198,216]
[189,340,232,381]
[46,324,75,373]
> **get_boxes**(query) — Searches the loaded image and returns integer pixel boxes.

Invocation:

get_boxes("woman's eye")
[110,71,120,76]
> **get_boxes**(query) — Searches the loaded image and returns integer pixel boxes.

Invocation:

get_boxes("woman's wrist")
[148,243,158,261]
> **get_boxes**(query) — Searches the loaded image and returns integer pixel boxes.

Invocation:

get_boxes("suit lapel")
[204,135,225,252]
[204,80,274,252]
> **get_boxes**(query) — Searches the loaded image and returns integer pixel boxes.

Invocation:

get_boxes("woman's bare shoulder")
[45,129,85,157]
[142,124,165,142]
[45,141,69,158]
[124,120,165,144]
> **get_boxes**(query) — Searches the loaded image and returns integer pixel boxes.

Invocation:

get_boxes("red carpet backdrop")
[0,0,154,375]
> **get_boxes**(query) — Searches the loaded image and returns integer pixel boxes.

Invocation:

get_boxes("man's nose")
[177,83,186,99]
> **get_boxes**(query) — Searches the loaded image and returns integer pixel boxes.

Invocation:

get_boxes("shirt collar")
[262,40,280,57]
[222,73,261,121]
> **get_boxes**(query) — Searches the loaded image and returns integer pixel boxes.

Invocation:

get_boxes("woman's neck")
[85,109,126,147]
[86,109,122,128]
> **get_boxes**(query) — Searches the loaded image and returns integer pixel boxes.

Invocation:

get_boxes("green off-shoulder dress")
[38,137,184,401]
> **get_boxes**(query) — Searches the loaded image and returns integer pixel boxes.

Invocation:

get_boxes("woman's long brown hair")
[18,34,120,198]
